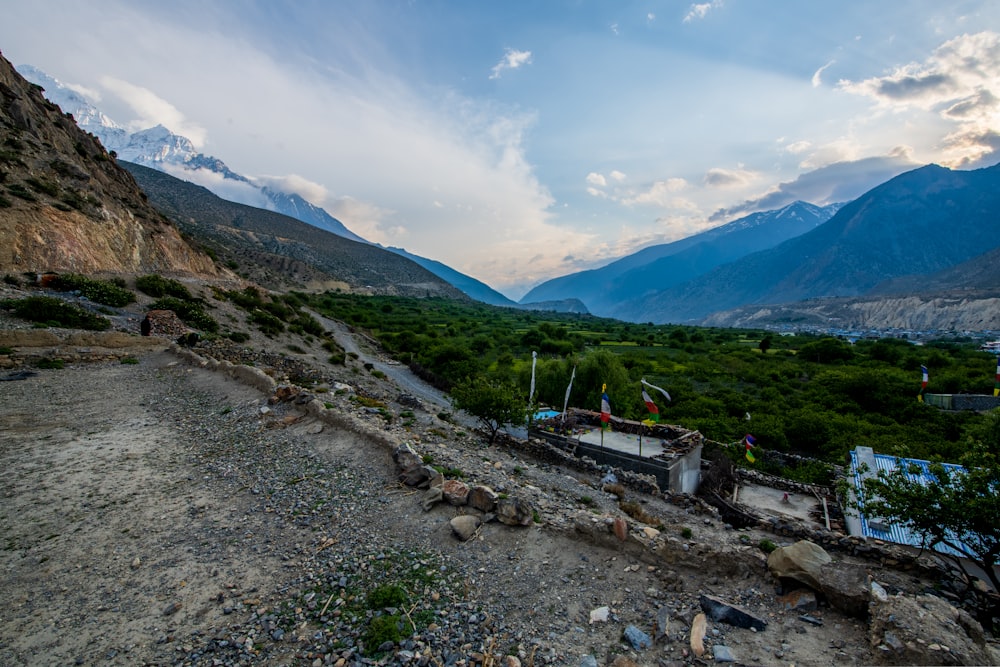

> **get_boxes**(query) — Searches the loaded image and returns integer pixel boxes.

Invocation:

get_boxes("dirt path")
[0,353,311,665]
[0,350,882,667]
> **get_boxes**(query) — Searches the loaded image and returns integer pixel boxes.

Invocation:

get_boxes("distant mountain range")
[15,62,1000,331]
[624,163,1000,324]
[521,200,842,316]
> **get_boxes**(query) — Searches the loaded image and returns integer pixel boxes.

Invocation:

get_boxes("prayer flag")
[561,366,576,420]
[640,378,671,403]
[994,357,999,397]
[600,383,611,431]
[641,388,660,423]
[919,365,928,402]
[744,434,756,463]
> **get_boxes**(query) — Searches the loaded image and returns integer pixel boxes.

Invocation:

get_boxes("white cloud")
[620,178,689,207]
[683,1,722,23]
[703,166,756,187]
[586,186,607,198]
[609,170,626,182]
[161,165,271,209]
[586,172,607,187]
[489,48,533,80]
[610,23,620,36]
[838,31,1000,166]
[647,13,656,23]
[708,151,917,221]
[253,174,329,207]
[325,196,400,244]
[811,60,835,88]
[784,140,813,154]
[100,76,207,148]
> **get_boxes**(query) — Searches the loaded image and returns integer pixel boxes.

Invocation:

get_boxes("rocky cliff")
[0,51,218,278]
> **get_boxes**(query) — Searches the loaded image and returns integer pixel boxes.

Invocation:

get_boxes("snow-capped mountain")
[16,65,365,243]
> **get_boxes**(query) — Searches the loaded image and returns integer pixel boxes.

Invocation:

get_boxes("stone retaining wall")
[0,329,170,368]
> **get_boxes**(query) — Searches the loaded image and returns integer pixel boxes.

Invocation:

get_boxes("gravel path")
[0,346,881,666]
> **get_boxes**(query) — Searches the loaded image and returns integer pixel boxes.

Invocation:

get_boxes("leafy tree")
[758,335,772,354]
[856,410,1000,608]
[451,375,527,444]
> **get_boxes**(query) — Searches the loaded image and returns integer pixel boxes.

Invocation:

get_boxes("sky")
[3,1,1000,299]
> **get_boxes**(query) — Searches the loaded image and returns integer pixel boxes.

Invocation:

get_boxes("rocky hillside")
[122,162,468,298]
[0,52,218,279]
[702,291,1000,331]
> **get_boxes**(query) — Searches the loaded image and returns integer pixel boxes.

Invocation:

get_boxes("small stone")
[162,601,181,616]
[589,606,609,624]
[623,624,652,650]
[712,645,735,662]
[450,515,481,541]
[130,557,141,570]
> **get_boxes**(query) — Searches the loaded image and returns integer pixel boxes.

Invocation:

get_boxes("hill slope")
[122,162,467,298]
[619,163,1000,323]
[0,52,218,278]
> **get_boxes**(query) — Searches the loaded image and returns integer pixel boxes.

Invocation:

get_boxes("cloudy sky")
[3,1,1000,299]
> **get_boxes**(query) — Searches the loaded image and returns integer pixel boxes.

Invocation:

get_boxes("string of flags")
[744,434,757,463]
[640,378,671,423]
[918,364,928,402]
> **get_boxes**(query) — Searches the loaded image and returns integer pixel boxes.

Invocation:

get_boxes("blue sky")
[3,1,1000,299]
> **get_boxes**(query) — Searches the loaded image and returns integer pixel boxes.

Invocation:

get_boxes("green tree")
[451,376,527,444]
[856,410,1000,603]
[758,335,773,354]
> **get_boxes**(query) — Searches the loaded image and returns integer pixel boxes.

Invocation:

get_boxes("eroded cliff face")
[0,50,218,277]
[702,293,1000,331]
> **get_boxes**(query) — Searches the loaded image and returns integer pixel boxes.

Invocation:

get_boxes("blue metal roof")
[849,448,972,559]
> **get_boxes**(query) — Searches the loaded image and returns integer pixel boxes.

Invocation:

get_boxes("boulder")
[869,592,996,665]
[767,540,831,591]
[442,479,470,506]
[421,486,443,511]
[767,540,869,617]
[699,594,767,631]
[467,485,498,513]
[449,515,481,542]
[496,497,534,526]
[815,563,869,618]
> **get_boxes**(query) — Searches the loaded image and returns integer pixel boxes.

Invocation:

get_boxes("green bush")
[227,331,250,343]
[6,296,110,330]
[49,274,134,307]
[149,296,218,333]
[35,357,65,369]
[135,274,193,300]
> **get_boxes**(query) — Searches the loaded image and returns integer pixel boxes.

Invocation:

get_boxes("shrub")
[227,331,250,343]
[149,296,218,333]
[6,296,110,330]
[35,357,65,369]
[680,526,693,539]
[135,274,193,300]
[49,274,134,307]
[367,584,408,609]
[759,538,777,553]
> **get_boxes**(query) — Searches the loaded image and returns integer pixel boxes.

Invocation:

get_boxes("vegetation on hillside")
[303,292,998,469]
